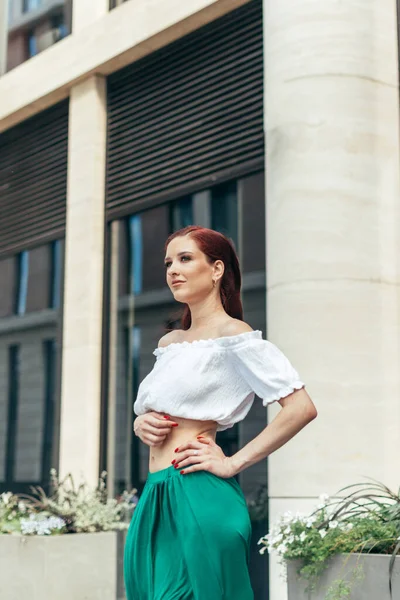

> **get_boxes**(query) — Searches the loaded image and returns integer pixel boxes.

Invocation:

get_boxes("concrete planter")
[287,554,400,600]
[0,531,127,600]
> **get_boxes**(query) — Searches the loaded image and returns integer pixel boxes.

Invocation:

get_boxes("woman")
[124,226,317,600]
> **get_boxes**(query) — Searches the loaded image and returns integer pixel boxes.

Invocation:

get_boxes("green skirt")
[124,464,254,600]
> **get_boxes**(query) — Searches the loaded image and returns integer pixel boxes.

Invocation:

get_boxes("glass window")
[15,251,29,316]
[51,13,69,39]
[7,0,13,24]
[0,243,64,493]
[211,181,238,250]
[130,326,141,484]
[128,215,143,295]
[5,345,20,482]
[23,0,41,13]
[170,196,193,232]
[41,339,56,481]
[28,32,37,58]
[49,240,62,309]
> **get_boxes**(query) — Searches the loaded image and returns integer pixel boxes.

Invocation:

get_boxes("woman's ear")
[213,260,225,281]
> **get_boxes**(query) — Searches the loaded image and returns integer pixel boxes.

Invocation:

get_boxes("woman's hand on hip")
[172,436,236,478]
[133,412,178,447]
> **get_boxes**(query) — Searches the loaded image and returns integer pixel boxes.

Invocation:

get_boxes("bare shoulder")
[220,319,254,337]
[157,329,185,348]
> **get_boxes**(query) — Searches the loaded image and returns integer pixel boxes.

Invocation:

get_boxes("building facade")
[0,0,399,598]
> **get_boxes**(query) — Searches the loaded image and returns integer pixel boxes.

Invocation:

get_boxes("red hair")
[165,226,244,330]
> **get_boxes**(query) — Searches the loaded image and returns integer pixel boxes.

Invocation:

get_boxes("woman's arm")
[229,388,317,476]
[174,388,317,477]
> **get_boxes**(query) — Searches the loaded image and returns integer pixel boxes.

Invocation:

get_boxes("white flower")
[1,492,12,506]
[284,527,291,534]
[287,535,295,544]
[257,536,267,545]
[319,493,330,505]
[20,515,65,536]
[328,520,339,529]
[18,502,27,514]
[300,531,307,542]
[306,516,316,528]
[319,529,327,539]
[277,543,287,555]
[259,545,268,555]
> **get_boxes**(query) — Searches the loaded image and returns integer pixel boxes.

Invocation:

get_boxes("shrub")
[258,479,400,599]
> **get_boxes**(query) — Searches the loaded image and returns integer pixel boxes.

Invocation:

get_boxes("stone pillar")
[264,1,400,598]
[58,76,107,486]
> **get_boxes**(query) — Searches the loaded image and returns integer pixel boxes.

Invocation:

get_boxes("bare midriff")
[149,415,218,473]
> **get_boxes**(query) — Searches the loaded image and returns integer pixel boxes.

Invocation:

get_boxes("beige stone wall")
[264,0,400,597]
[72,0,109,32]
[0,0,251,132]
[58,76,107,486]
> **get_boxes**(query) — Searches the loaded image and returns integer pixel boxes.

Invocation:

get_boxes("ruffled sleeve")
[229,331,305,406]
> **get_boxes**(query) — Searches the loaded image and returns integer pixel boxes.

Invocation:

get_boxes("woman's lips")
[172,281,185,287]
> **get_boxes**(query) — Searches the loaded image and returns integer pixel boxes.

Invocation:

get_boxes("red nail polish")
[180,470,185,475]
[174,447,179,452]
[197,436,203,439]
[174,464,179,469]
[163,415,170,420]
[171,460,176,464]
[172,423,179,427]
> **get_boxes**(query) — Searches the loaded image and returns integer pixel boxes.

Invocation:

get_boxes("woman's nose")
[169,264,179,276]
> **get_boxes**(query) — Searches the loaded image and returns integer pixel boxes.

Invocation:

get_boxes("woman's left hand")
[172,436,236,478]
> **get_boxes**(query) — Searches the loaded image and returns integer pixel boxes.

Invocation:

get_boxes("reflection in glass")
[16,251,29,316]
[170,197,193,232]
[23,0,41,12]
[128,215,142,295]
[41,339,56,480]
[0,242,63,493]
[28,32,38,57]
[130,325,141,486]
[49,240,62,309]
[211,181,238,250]
[5,345,20,482]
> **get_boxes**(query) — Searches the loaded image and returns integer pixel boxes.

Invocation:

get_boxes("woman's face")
[164,235,222,303]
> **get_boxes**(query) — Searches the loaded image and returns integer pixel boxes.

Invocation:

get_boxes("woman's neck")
[186,297,228,333]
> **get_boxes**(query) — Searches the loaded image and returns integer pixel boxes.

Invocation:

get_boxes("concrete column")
[72,0,109,32]
[59,76,107,486]
[264,1,400,598]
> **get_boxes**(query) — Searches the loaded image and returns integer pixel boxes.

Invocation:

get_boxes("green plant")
[0,470,137,536]
[0,492,28,534]
[258,479,400,600]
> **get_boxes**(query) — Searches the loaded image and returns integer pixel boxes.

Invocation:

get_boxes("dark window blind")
[106,0,263,219]
[0,100,69,258]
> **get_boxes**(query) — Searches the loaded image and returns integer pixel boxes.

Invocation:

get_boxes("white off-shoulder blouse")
[133,330,305,432]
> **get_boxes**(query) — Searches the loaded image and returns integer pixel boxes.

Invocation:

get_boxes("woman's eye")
[164,256,191,268]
